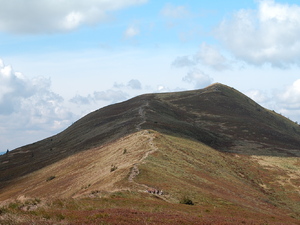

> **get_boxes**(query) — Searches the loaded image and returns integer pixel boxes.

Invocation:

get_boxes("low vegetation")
[110,164,118,172]
[180,196,194,205]
[0,192,297,225]
[1,83,300,224]
[1,131,300,224]
[46,175,56,182]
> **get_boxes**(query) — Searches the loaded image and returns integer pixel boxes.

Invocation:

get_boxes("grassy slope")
[136,132,300,217]
[1,83,300,224]
[0,130,156,201]
[152,83,300,156]
[0,94,151,185]
[1,83,300,187]
[1,130,300,224]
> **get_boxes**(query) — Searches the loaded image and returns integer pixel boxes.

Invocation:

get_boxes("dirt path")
[127,102,167,198]
[129,101,160,191]
[128,130,158,185]
[126,131,172,202]
[136,101,149,131]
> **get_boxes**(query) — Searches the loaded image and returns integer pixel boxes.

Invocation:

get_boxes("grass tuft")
[46,175,56,182]
[110,164,118,172]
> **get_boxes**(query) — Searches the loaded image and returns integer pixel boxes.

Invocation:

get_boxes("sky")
[1,0,300,152]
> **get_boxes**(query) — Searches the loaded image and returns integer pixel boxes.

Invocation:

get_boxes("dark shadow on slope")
[1,83,300,189]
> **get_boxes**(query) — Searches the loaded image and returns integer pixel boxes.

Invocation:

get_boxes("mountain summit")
[1,83,300,224]
[1,83,300,183]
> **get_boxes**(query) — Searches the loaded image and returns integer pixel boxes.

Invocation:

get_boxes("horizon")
[1,0,300,151]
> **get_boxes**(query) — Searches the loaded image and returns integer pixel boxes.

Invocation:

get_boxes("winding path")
[136,101,149,131]
[128,130,158,184]
[128,101,160,191]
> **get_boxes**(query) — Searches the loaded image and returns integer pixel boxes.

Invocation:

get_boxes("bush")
[180,196,194,205]
[46,176,56,182]
[56,213,65,221]
[110,164,118,172]
[8,202,20,210]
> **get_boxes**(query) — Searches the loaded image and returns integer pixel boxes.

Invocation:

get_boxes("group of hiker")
[146,188,163,195]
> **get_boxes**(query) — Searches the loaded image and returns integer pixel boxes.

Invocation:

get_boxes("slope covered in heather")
[1,83,300,224]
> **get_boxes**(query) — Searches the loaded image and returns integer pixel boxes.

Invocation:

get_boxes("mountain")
[1,83,300,224]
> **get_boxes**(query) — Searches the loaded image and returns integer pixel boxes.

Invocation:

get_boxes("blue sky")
[1,0,300,152]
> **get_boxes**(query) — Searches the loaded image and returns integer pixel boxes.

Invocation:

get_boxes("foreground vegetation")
[1,132,299,224]
[1,192,298,225]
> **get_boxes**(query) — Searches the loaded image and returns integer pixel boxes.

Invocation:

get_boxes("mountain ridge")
[1,83,300,224]
[1,83,300,185]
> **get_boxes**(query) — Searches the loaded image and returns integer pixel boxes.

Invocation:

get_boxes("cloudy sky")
[1,0,300,152]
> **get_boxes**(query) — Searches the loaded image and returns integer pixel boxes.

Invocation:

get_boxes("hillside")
[0,83,300,224]
[2,83,300,184]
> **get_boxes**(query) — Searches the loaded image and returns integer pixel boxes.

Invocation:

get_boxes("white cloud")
[0,60,75,150]
[195,43,229,71]
[127,79,142,89]
[0,63,36,115]
[244,79,300,123]
[0,0,147,34]
[183,69,213,89]
[94,90,129,103]
[113,79,142,89]
[124,25,140,38]
[63,11,84,30]
[216,0,300,67]
[113,82,125,89]
[70,94,92,105]
[172,43,230,71]
[277,79,300,109]
[161,3,189,19]
[156,85,170,93]
[172,56,196,68]
[70,90,129,106]
[246,89,270,104]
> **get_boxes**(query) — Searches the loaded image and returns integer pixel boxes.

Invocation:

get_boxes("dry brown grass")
[0,130,157,201]
[1,130,300,224]
[1,83,300,224]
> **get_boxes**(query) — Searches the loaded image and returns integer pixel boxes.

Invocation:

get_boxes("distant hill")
[0,83,300,224]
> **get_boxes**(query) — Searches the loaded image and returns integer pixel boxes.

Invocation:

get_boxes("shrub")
[0,207,7,215]
[46,175,56,182]
[43,213,51,220]
[56,213,65,221]
[8,202,20,210]
[180,196,194,205]
[110,164,118,172]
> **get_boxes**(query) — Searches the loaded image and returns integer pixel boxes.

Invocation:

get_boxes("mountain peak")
[1,83,300,186]
[204,82,241,95]
[206,82,230,89]
[1,83,300,223]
